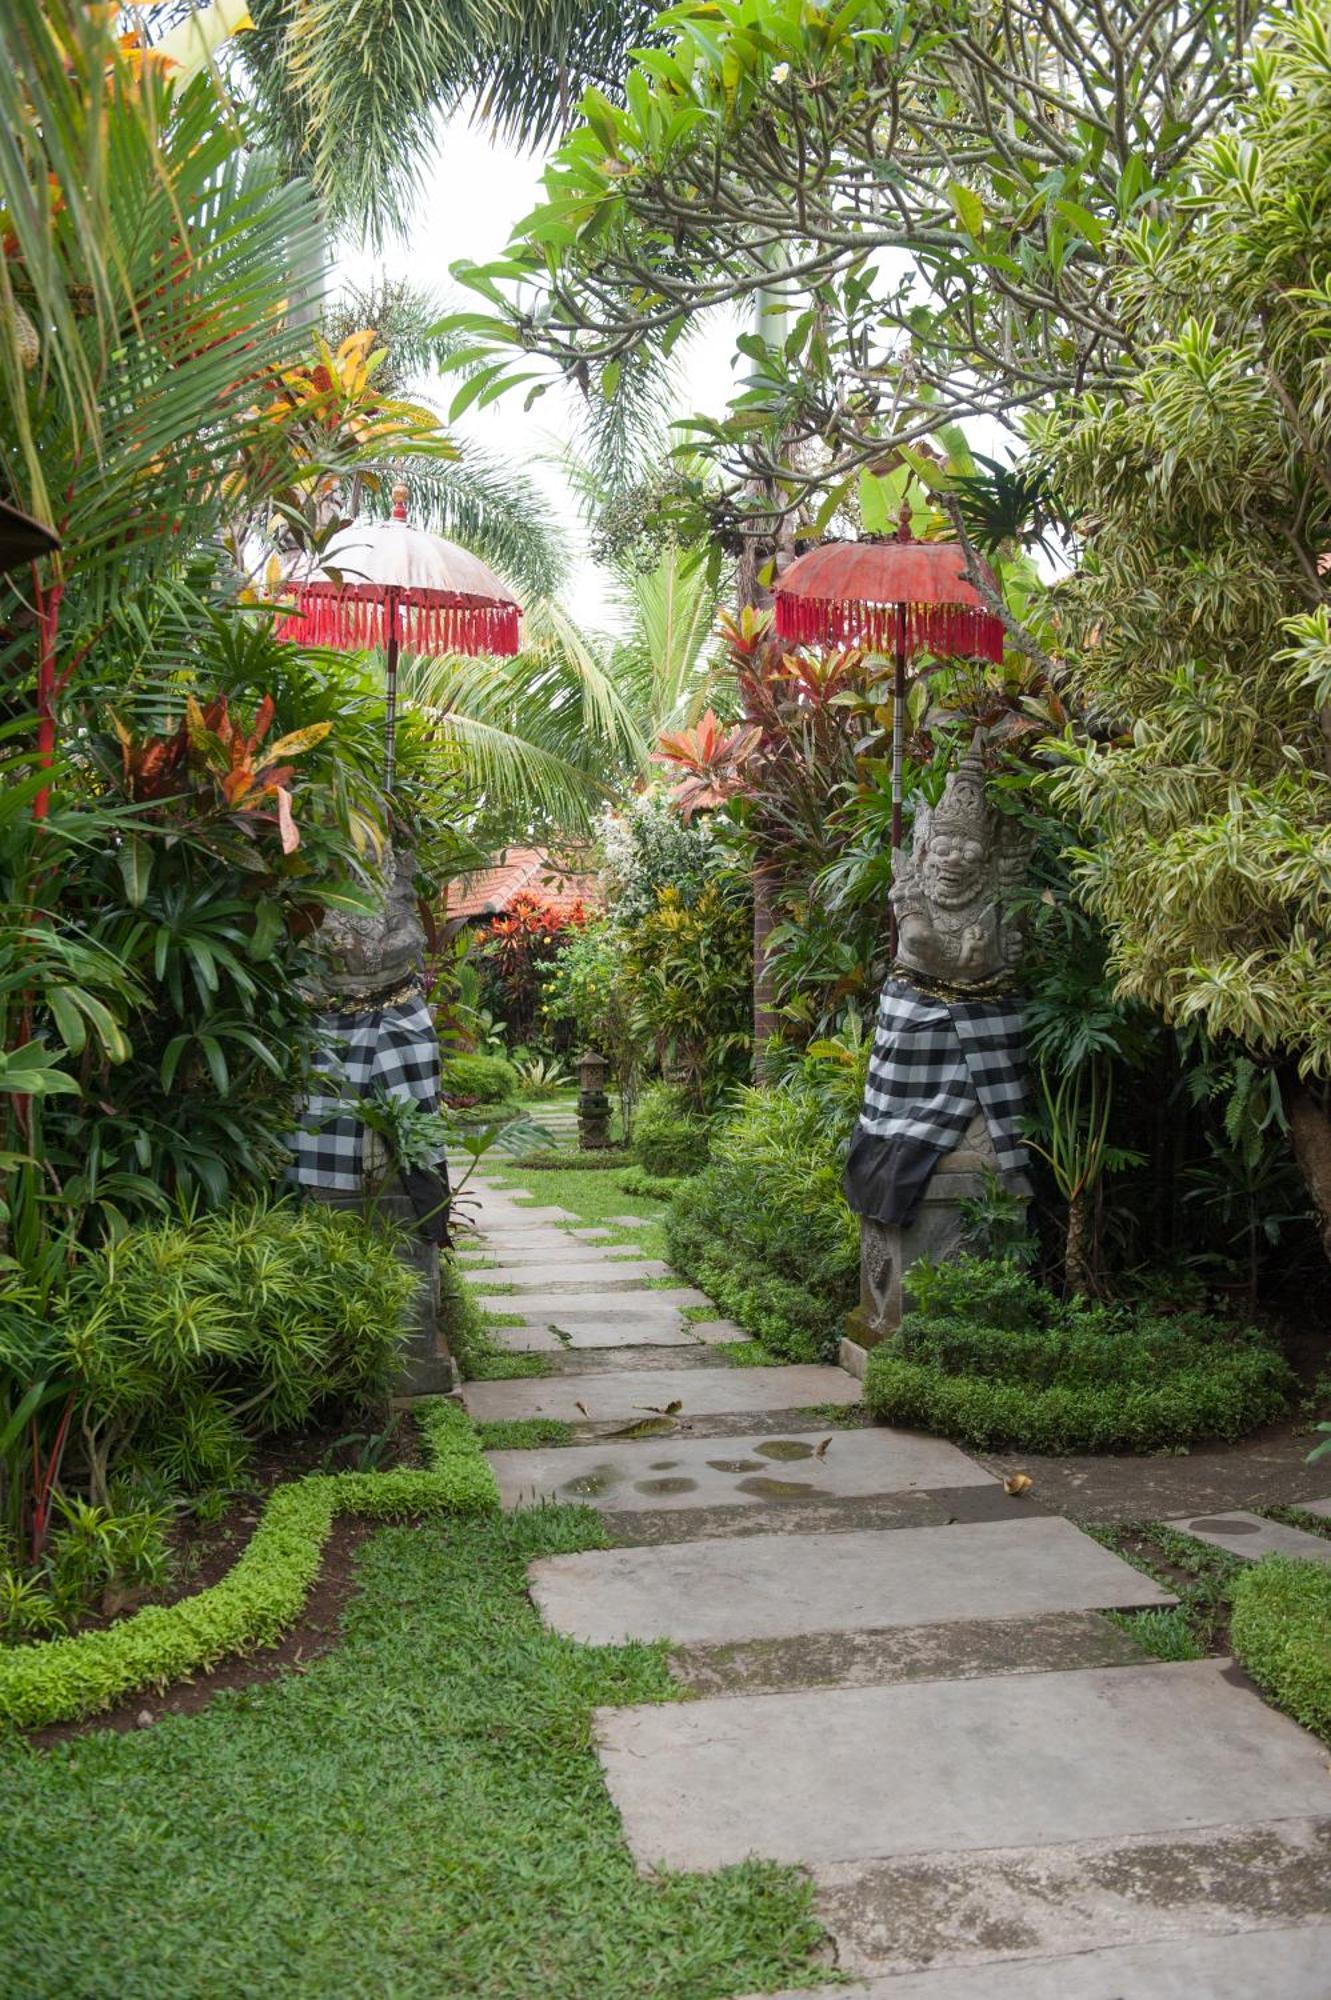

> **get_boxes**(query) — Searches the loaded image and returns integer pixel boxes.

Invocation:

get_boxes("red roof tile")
[445,847,602,921]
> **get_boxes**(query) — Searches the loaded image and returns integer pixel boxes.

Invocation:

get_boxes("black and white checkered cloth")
[844,978,1028,1226]
[287,994,442,1193]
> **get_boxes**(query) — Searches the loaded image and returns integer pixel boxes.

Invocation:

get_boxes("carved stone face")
[921,831,987,908]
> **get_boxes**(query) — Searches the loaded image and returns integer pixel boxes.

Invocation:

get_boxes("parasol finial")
[391,482,409,522]
[896,498,913,542]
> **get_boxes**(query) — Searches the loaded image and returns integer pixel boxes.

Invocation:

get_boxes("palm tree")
[242,0,664,240]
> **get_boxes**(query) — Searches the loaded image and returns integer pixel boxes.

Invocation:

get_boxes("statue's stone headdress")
[916,734,992,852]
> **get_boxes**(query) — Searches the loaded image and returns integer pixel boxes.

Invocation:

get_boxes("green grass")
[1089,1522,1241,1659]
[0,1403,496,1731]
[445,1260,550,1381]
[716,1341,783,1367]
[473,1418,576,1451]
[0,1508,823,1998]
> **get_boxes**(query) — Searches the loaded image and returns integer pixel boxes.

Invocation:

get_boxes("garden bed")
[0,1402,497,1732]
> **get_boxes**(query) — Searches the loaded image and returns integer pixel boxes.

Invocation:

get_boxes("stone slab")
[491,1318,697,1353]
[1301,1497,1331,1520]
[463,1240,621,1265]
[459,1205,580,1227]
[461,1363,861,1426]
[603,1214,650,1226]
[477,1291,711,1321]
[476,1260,677,1291]
[529,1517,1171,1646]
[739,1924,1331,1999]
[592,1660,1331,1873]
[1169,1510,1331,1566]
[689,1319,752,1344]
[811,1816,1331,1980]
[491,1424,991,1512]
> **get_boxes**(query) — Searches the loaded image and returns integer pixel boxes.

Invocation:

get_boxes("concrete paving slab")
[491,1319,697,1353]
[529,1517,1171,1646]
[461,1363,861,1426]
[473,1296,711,1328]
[812,1815,1331,1980]
[1301,1497,1331,1520]
[463,1240,620,1265]
[689,1319,752,1344]
[737,1923,1331,1999]
[460,1205,580,1226]
[477,1260,677,1291]
[491,1426,990,1516]
[593,1660,1331,1872]
[1169,1510,1331,1565]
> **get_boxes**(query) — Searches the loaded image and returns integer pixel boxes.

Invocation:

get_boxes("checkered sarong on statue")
[844,978,1028,1226]
[287,993,442,1193]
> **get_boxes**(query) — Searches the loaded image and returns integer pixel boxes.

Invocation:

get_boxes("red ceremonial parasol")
[774,500,1004,869]
[278,483,521,790]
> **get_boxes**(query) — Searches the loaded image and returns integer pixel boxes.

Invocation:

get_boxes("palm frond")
[242,0,663,239]
[612,545,722,737]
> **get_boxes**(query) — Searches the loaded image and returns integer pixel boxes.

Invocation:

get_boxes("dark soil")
[29,1411,422,1745]
[34,1514,379,1747]
[973,1413,1331,1523]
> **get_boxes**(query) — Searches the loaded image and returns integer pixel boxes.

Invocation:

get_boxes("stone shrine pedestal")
[307,1178,457,1400]
[841,1114,1014,1379]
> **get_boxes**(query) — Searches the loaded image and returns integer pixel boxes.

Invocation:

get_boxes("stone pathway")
[454,1168,1331,1996]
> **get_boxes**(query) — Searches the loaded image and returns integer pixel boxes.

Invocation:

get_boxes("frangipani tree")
[1033,1,1331,1247]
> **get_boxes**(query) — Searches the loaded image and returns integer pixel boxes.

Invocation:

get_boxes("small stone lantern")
[577,1048,612,1150]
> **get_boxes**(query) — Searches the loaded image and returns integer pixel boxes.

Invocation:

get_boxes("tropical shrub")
[440,1052,519,1105]
[633,1084,711,1178]
[475,892,588,1045]
[59,1202,414,1505]
[864,1257,1295,1452]
[666,1060,862,1362]
[627,880,752,1109]
[599,791,722,926]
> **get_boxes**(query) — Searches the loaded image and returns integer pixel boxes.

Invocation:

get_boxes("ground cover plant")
[0,1506,824,1998]
[864,1259,1295,1453]
[0,1402,494,1732]
[1232,1556,1331,1745]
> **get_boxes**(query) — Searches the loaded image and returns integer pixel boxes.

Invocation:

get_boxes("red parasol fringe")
[774,589,1003,663]
[275,583,521,657]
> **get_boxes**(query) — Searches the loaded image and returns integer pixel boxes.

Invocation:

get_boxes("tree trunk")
[1288,1080,1331,1260]
[1065,1190,1096,1296]
[751,859,781,1064]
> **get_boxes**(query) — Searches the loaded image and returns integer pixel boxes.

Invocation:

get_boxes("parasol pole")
[383,583,400,796]
[890,598,907,960]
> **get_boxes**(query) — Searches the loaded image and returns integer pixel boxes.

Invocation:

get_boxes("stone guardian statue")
[843,734,1032,1354]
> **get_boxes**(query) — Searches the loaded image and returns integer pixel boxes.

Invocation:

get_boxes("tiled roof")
[445,847,602,920]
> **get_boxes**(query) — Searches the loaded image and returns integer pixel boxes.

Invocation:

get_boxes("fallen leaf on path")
[813,1437,833,1459]
[575,1401,590,1419]
[636,1400,683,1417]
[1004,1472,1034,1497]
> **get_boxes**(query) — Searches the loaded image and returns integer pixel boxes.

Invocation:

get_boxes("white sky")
[336,111,739,634]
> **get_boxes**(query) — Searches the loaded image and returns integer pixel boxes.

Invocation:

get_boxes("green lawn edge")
[0,1400,498,1731]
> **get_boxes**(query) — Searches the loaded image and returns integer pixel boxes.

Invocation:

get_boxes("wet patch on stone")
[634,1477,699,1496]
[736,1475,831,1500]
[755,1439,816,1461]
[706,1458,766,1474]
